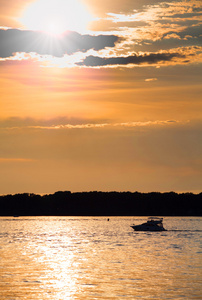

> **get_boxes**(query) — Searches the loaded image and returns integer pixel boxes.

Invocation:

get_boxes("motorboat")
[131,217,166,231]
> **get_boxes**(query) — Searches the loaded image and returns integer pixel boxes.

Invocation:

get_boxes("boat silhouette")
[131,217,166,231]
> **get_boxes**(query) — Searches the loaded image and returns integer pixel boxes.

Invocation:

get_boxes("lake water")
[0,217,201,299]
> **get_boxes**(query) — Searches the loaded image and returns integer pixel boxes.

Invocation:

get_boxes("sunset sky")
[0,0,201,195]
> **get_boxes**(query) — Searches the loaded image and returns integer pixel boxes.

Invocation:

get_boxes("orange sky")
[0,0,201,194]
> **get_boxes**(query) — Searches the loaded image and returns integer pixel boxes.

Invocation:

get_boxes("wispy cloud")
[0,119,182,130]
[99,0,202,65]
[145,78,158,82]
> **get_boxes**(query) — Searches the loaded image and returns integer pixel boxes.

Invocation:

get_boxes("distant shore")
[0,191,201,216]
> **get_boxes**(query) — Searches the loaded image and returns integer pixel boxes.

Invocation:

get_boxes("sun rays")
[18,0,94,35]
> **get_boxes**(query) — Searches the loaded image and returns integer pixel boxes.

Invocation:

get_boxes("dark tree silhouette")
[0,191,201,216]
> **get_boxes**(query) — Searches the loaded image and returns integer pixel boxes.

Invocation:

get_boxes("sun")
[18,0,94,35]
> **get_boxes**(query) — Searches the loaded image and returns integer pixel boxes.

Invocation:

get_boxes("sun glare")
[18,0,94,35]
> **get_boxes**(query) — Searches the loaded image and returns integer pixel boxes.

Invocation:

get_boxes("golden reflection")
[0,217,201,299]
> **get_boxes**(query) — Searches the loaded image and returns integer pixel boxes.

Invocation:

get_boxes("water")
[0,217,201,299]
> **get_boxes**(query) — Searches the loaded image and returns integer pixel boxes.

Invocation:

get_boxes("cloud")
[0,118,181,130]
[0,29,119,58]
[77,52,185,67]
[102,0,202,55]
[164,33,181,40]
[0,1,201,68]
[145,78,158,82]
[49,120,181,129]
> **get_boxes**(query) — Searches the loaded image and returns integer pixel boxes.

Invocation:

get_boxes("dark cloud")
[167,12,202,19]
[77,52,185,67]
[0,29,119,58]
[161,25,202,41]
[133,34,202,53]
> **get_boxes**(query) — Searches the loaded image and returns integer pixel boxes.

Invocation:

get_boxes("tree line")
[0,191,201,216]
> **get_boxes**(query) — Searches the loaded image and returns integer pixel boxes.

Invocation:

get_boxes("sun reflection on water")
[28,228,81,298]
[0,217,201,299]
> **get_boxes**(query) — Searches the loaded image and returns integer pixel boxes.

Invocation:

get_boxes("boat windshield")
[147,217,163,224]
[148,217,163,221]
